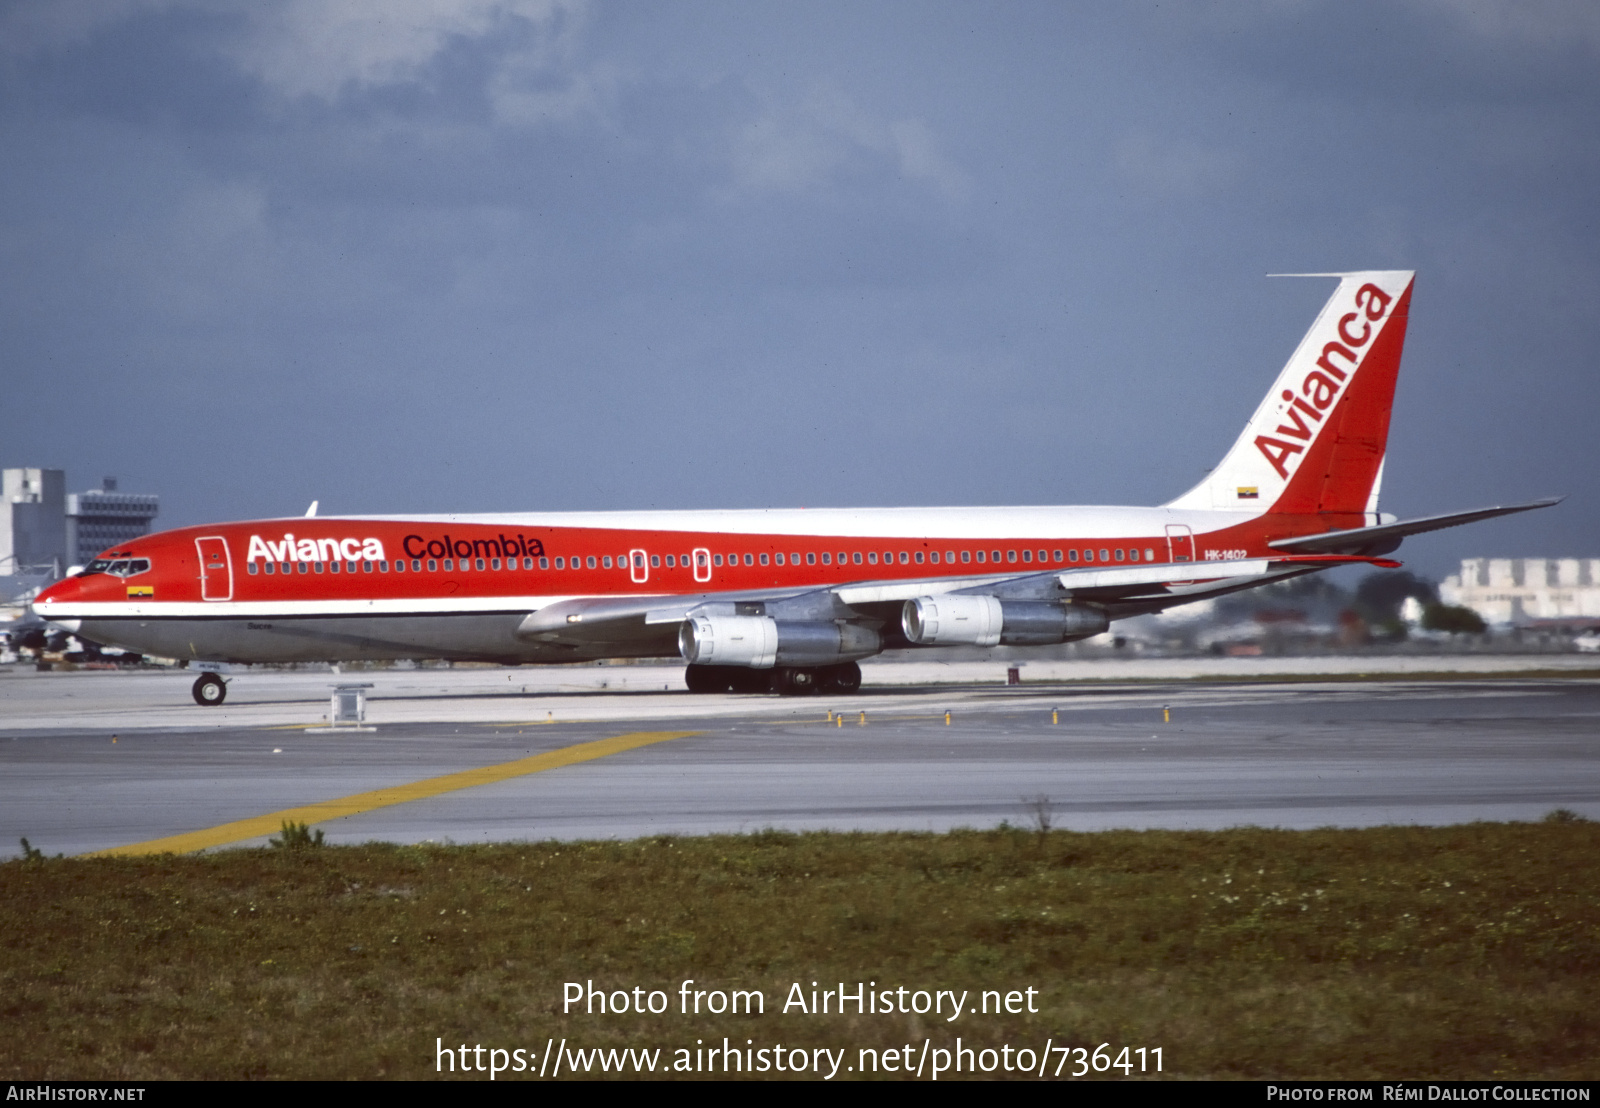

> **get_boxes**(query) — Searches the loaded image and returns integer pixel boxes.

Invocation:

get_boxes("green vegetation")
[1,821,1596,1080]
[269,820,326,851]
[1423,603,1489,636]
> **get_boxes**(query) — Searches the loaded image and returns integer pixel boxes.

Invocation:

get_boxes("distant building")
[66,477,160,565]
[0,468,66,576]
[1440,558,1600,629]
[0,469,160,577]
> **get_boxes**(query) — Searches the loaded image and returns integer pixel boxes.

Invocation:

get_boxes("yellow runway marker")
[89,730,698,857]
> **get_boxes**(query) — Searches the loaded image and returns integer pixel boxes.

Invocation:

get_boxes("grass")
[2,821,1596,1080]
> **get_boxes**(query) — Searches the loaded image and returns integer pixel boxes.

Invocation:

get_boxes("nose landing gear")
[192,672,228,706]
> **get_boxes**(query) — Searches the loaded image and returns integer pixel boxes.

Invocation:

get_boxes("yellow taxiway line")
[88,730,699,857]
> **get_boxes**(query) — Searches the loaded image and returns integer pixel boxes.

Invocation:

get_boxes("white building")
[1440,558,1600,628]
[0,467,66,576]
[1,468,159,581]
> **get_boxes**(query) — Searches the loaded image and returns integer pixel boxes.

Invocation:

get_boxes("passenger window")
[806,552,816,565]
[791,552,801,564]
[602,556,612,569]
[1007,550,1017,563]
[926,552,936,564]
[362,561,372,572]
[651,555,660,568]
[1038,550,1047,562]
[538,557,548,569]
[665,555,675,568]
[1054,550,1063,562]
[975,551,985,563]
[1115,549,1125,561]
[489,558,499,570]
[394,561,405,573]
[713,554,723,567]
[412,560,421,572]
[249,563,259,575]
[898,552,908,564]
[445,559,455,571]
[1068,549,1079,563]
[1126,549,1138,563]
[379,561,388,572]
[586,556,597,569]
[1022,550,1032,563]
[774,553,784,566]
[961,551,971,563]
[297,562,308,574]
[853,552,862,564]
[1145,548,1156,561]
[314,562,325,573]
[992,550,1002,562]
[867,552,877,565]
[743,553,754,566]
[759,553,769,566]
[915,551,924,564]
[822,553,832,565]
[554,557,564,569]
[1099,549,1110,562]
[838,553,846,564]
[331,561,341,574]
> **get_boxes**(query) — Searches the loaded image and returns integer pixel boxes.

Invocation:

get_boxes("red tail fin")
[1166,271,1415,515]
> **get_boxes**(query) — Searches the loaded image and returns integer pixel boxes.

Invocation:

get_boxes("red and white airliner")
[33,271,1555,704]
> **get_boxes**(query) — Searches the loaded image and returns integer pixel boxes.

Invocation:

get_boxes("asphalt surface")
[3,665,1598,855]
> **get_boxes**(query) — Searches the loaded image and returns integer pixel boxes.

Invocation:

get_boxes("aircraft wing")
[514,552,1398,651]
[1267,498,1562,556]
[958,553,1397,620]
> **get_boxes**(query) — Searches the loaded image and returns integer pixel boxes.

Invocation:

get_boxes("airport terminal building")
[1441,557,1600,629]
[2,468,159,578]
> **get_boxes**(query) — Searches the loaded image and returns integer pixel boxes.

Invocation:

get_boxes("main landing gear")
[684,661,861,696]
[192,672,228,706]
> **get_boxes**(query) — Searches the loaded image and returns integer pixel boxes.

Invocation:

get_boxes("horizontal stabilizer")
[1268,498,1563,555]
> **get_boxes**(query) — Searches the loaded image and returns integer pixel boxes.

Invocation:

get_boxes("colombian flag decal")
[1236,487,1259,500]
[126,585,154,599]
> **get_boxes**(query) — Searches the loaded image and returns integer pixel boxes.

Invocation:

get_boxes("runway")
[3,664,1598,856]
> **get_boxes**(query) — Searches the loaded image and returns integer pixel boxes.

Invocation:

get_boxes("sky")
[3,0,1597,581]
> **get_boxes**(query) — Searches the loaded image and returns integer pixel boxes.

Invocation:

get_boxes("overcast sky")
[3,0,1596,580]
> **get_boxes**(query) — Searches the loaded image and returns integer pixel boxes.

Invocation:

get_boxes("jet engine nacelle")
[678,615,881,669]
[902,596,1108,646]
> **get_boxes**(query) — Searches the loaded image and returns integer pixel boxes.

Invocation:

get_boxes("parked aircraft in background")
[33,271,1556,704]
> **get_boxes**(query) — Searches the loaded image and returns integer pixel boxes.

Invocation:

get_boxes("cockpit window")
[79,557,151,578]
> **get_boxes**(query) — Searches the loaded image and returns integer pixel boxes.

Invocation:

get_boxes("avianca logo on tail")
[247,533,386,563]
[1254,283,1393,479]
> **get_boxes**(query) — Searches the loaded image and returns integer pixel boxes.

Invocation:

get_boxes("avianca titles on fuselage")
[33,270,1556,702]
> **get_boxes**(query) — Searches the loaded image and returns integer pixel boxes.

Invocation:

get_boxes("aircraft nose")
[32,576,81,615]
